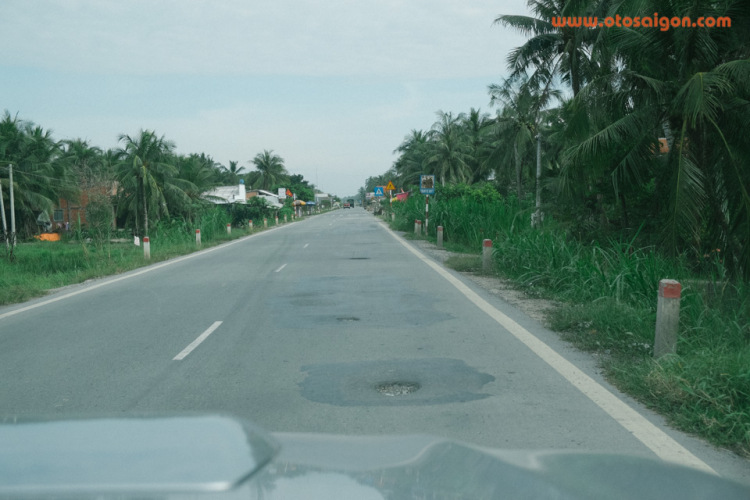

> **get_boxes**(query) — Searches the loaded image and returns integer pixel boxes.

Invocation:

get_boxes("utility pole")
[0,169,8,254]
[534,133,542,227]
[9,163,16,255]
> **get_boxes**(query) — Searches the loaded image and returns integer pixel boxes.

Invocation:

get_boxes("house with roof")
[202,180,283,209]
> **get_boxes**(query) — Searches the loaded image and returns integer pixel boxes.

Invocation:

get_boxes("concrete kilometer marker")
[195,229,201,247]
[483,239,493,272]
[437,226,443,248]
[143,237,150,259]
[655,280,681,357]
[226,223,231,234]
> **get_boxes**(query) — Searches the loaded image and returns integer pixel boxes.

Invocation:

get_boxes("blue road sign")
[420,175,436,195]
[374,186,385,197]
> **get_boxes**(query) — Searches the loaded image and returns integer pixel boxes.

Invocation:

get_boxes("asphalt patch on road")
[271,276,453,328]
[299,358,494,406]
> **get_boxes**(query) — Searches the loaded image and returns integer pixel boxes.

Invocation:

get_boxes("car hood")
[0,415,747,500]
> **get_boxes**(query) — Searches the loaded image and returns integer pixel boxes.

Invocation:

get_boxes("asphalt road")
[1,208,748,484]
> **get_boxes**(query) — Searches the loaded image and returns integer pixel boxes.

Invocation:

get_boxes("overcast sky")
[1,0,529,197]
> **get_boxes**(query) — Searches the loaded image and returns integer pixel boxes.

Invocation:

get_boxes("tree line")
[0,112,319,242]
[366,0,750,278]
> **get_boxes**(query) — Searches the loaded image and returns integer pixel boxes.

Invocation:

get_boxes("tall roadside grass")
[393,191,750,455]
[0,207,274,307]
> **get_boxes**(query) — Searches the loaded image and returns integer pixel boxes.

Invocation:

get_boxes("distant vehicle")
[343,202,351,209]
[344,199,354,209]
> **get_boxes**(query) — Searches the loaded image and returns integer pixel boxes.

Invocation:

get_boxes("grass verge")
[0,213,316,307]
[391,196,750,456]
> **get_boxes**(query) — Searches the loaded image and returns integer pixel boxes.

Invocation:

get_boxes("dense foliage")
[0,113,318,245]
[369,0,750,278]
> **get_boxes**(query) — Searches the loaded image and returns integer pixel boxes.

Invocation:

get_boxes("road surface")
[1,208,748,484]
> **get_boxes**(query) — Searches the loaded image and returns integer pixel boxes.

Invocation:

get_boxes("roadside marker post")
[275,215,279,226]
[143,236,151,260]
[195,229,201,247]
[226,223,231,235]
[654,280,681,357]
[437,226,443,248]
[415,220,422,237]
[425,195,429,234]
[249,220,253,230]
[483,239,493,273]
[264,218,268,228]
[391,212,395,222]
[284,214,287,223]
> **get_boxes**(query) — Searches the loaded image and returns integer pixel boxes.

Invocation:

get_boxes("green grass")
[394,193,750,455]
[0,208,323,307]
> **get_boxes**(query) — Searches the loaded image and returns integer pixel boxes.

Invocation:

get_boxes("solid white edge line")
[173,321,223,360]
[377,222,716,474]
[0,223,297,321]
[275,263,287,273]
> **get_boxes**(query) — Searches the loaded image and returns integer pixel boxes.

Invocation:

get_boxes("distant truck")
[344,198,354,209]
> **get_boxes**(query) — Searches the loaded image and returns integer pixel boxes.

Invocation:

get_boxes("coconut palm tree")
[393,129,429,188]
[0,112,76,237]
[114,130,193,238]
[494,0,599,97]
[460,109,494,185]
[423,111,472,186]
[62,139,106,188]
[247,150,288,191]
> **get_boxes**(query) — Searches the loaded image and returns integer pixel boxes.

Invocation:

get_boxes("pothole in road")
[376,382,420,396]
[337,317,360,322]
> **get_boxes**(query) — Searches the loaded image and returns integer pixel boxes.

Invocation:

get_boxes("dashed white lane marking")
[303,244,309,249]
[275,263,287,273]
[173,321,223,360]
[378,221,716,474]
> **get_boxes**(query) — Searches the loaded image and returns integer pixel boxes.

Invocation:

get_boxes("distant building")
[55,183,117,227]
[203,179,247,204]
[203,180,283,209]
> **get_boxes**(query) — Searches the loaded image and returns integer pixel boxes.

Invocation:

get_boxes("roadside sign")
[385,181,396,191]
[278,188,287,200]
[374,186,385,197]
[420,175,435,195]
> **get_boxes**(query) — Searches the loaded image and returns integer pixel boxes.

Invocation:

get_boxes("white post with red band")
[437,226,444,248]
[226,223,231,235]
[391,212,395,222]
[143,236,150,259]
[263,218,268,228]
[654,279,681,357]
[195,229,201,247]
[425,195,429,233]
[284,214,287,223]
[482,239,493,273]
[275,215,279,225]
[249,220,253,230]
[415,220,422,237]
